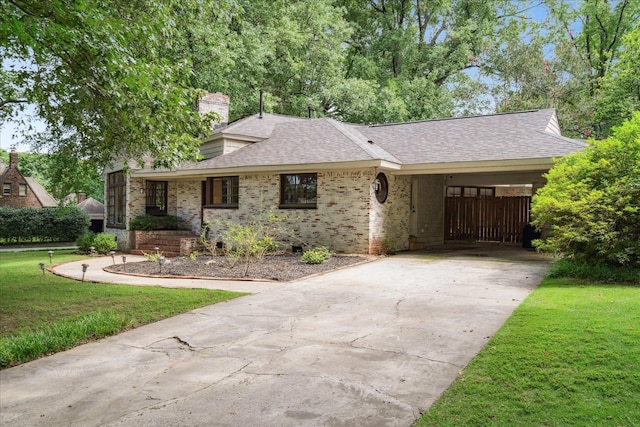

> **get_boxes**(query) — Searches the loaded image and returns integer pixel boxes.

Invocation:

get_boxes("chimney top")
[197,92,230,130]
[9,148,18,168]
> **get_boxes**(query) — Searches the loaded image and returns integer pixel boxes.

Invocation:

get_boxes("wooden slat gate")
[444,196,531,243]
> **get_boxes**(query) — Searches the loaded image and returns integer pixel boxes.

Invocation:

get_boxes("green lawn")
[0,250,246,368]
[415,277,640,426]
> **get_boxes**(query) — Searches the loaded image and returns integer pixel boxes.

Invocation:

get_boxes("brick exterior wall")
[201,170,377,254]
[0,170,42,208]
[369,173,411,254]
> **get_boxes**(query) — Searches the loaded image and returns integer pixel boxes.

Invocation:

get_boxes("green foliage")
[546,258,640,284]
[0,311,130,368]
[1,0,213,168]
[130,214,185,231]
[301,246,333,265]
[92,233,117,254]
[75,232,96,253]
[0,206,89,243]
[531,112,640,267]
[595,27,640,136]
[202,210,293,276]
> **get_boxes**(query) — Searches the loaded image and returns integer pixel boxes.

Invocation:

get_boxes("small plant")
[189,251,200,261]
[143,251,164,262]
[76,231,96,253]
[301,246,333,264]
[92,233,117,254]
[381,237,397,255]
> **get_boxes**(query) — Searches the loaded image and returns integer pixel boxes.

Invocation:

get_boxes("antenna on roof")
[259,90,264,119]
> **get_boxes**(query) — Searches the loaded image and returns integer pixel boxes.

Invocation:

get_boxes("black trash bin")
[522,224,540,249]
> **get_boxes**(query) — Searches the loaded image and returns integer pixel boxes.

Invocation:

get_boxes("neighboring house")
[63,192,105,233]
[105,94,586,254]
[0,149,57,208]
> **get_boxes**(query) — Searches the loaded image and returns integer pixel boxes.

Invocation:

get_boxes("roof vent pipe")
[308,106,314,119]
[259,90,264,119]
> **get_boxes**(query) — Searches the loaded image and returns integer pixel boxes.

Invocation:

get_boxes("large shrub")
[130,214,186,231]
[0,206,89,243]
[531,112,640,267]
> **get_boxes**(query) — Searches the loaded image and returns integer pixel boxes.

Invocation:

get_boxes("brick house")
[0,149,57,208]
[105,94,585,255]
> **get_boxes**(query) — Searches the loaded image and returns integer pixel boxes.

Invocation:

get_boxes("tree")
[595,27,640,136]
[531,112,640,267]
[1,0,217,168]
[492,0,640,138]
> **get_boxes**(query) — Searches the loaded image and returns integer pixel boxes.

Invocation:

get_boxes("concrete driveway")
[0,246,550,426]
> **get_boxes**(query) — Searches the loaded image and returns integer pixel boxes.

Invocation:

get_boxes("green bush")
[531,112,640,268]
[76,232,96,252]
[301,246,333,264]
[546,258,640,284]
[0,206,89,243]
[130,214,185,231]
[92,233,117,254]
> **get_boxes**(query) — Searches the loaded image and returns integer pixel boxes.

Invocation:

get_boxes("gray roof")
[358,109,585,164]
[190,117,399,171]
[24,177,58,207]
[217,113,309,140]
[136,108,586,177]
[77,197,104,220]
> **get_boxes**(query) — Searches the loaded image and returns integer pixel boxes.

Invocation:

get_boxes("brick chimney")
[9,149,18,169]
[198,92,229,130]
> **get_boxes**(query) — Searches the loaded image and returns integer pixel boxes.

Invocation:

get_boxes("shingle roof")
[24,177,58,207]
[217,113,309,139]
[188,117,399,171]
[135,108,586,177]
[358,109,585,164]
[77,197,104,220]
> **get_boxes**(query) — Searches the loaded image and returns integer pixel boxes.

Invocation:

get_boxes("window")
[19,184,27,196]
[146,181,167,215]
[3,183,10,196]
[107,171,126,227]
[203,176,239,207]
[446,186,495,197]
[280,173,317,208]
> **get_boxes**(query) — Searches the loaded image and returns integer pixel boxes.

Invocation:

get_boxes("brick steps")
[131,230,199,258]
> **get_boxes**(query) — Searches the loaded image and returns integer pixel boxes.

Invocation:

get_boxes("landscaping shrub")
[76,231,96,252]
[0,206,89,243]
[92,233,117,254]
[301,246,333,264]
[130,214,185,231]
[531,113,640,268]
[546,258,640,284]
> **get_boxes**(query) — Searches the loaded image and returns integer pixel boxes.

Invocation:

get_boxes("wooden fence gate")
[444,196,531,244]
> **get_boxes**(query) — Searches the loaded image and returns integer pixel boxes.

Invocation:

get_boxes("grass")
[0,250,247,368]
[415,277,640,426]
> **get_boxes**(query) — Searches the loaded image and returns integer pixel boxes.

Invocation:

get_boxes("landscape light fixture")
[89,246,95,255]
[154,246,159,254]
[39,262,46,275]
[158,256,165,274]
[122,255,127,271]
[81,263,89,282]
[109,250,116,265]
[48,250,54,264]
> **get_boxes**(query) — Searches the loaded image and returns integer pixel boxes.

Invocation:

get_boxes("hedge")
[0,206,90,243]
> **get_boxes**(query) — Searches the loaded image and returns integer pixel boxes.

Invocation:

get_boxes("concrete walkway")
[1,246,550,426]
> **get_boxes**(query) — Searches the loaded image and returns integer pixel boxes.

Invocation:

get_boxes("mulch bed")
[105,254,370,282]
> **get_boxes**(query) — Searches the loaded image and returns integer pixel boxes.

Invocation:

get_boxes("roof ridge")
[326,118,400,163]
[369,108,554,128]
